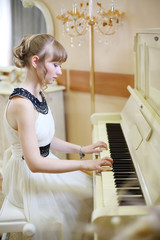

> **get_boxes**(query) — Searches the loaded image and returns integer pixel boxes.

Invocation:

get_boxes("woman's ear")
[32,55,39,68]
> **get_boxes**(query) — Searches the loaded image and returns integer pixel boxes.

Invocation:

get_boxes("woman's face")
[44,59,62,85]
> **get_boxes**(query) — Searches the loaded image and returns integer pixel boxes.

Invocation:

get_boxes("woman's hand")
[81,141,108,155]
[81,156,113,172]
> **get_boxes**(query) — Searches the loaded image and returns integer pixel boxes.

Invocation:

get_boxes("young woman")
[2,34,113,240]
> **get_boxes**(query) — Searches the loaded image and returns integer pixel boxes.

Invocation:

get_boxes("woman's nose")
[57,66,62,75]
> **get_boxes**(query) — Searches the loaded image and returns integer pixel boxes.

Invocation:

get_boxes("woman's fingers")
[83,141,108,155]
[101,157,113,166]
[96,157,113,173]
[94,141,108,150]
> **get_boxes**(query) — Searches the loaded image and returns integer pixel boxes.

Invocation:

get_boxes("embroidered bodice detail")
[9,88,48,114]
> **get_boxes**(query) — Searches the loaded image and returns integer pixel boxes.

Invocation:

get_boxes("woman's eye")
[53,63,59,67]
[53,63,62,68]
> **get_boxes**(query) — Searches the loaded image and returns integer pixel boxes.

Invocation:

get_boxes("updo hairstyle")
[12,34,67,68]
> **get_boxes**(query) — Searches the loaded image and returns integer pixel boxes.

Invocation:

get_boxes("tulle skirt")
[2,148,93,240]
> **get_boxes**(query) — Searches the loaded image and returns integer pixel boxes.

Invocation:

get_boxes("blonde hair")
[12,34,67,68]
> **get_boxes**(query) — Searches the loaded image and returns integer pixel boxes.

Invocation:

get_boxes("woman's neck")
[20,68,42,99]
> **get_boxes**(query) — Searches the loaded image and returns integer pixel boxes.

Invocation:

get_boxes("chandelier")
[57,0,125,114]
[57,0,125,39]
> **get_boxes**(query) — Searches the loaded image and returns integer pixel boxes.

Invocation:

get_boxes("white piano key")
[101,172,118,208]
[98,123,110,155]
[97,122,118,208]
[93,174,104,209]
[98,122,109,143]
[102,171,115,188]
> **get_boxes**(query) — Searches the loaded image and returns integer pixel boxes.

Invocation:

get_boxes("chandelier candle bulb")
[89,0,93,18]
[72,2,77,15]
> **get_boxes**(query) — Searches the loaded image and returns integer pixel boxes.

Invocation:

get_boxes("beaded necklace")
[9,88,48,114]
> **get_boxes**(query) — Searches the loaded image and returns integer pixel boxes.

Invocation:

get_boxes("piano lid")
[134,29,160,121]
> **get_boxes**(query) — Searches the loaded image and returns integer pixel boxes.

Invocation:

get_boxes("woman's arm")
[51,136,108,156]
[50,137,81,154]
[9,98,113,174]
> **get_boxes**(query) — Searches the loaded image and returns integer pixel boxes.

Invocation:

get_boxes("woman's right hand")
[81,156,113,172]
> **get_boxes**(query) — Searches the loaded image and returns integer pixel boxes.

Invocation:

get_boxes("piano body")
[91,29,160,240]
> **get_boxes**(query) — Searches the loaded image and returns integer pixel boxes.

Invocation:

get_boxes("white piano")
[91,29,160,240]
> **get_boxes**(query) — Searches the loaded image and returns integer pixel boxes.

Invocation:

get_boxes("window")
[0,0,46,67]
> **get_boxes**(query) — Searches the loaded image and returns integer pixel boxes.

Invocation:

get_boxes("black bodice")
[9,88,48,114]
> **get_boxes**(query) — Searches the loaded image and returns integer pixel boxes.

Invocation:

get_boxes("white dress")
[2,89,93,240]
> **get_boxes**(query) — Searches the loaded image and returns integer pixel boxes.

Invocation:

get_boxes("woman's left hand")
[81,141,108,155]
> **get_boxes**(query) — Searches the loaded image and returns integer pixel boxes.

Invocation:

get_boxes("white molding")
[21,0,54,35]
[21,0,34,8]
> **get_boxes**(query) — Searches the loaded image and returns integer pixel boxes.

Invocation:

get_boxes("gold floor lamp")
[57,0,125,114]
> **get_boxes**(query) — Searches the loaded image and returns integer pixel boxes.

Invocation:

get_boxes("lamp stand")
[89,20,95,115]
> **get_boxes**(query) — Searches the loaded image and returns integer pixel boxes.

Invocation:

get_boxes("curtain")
[11,0,47,52]
[0,0,12,66]
[0,0,47,67]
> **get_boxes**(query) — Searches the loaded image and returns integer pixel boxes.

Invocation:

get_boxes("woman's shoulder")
[8,95,35,119]
[9,88,37,112]
[6,95,36,131]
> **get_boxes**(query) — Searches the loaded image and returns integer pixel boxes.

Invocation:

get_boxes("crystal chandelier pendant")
[70,37,74,47]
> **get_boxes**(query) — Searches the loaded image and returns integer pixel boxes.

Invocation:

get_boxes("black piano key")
[119,197,146,206]
[117,188,143,195]
[109,139,126,143]
[111,143,128,147]
[113,168,136,172]
[112,160,133,164]
[108,132,124,135]
[109,139,124,142]
[111,153,132,159]
[108,134,124,138]
[109,148,129,153]
[113,167,134,170]
[115,166,134,169]
[113,159,132,162]
[113,160,133,164]
[115,178,141,187]
[115,181,140,188]
[115,177,140,186]
[114,168,135,172]
[113,160,132,163]
[113,162,134,166]
[114,172,137,178]
[115,178,139,184]
[113,166,135,171]
[109,143,128,148]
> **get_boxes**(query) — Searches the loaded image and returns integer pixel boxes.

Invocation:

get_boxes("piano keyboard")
[97,122,146,207]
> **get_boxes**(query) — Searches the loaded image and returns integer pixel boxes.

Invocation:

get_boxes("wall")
[42,0,160,159]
